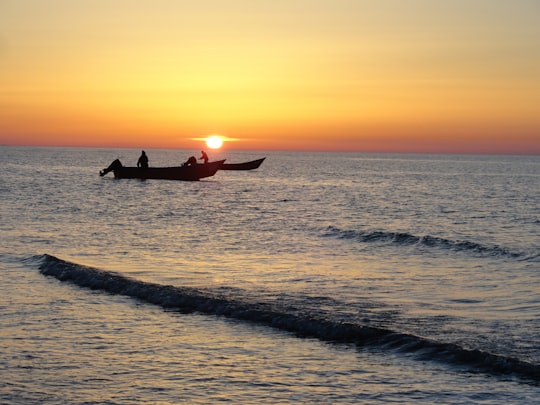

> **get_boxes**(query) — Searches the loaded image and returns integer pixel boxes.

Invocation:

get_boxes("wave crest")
[37,254,540,383]
[324,226,525,259]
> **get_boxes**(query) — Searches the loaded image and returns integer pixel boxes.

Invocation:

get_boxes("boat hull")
[100,160,225,181]
[220,158,265,171]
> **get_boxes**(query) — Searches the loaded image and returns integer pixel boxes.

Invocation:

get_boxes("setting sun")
[206,135,223,149]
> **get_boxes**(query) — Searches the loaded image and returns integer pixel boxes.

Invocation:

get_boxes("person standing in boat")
[199,150,209,164]
[137,150,149,169]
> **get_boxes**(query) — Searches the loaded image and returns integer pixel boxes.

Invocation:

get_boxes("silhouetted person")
[183,156,197,166]
[199,150,209,163]
[137,151,149,169]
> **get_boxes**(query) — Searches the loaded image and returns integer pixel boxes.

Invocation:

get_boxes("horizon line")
[2,143,539,157]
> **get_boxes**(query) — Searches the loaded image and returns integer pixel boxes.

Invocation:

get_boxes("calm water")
[1,146,539,404]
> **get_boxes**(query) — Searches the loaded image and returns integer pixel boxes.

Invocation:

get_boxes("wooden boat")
[99,159,225,181]
[220,157,265,171]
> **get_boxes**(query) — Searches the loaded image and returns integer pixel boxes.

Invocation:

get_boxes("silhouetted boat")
[99,159,225,181]
[220,158,265,171]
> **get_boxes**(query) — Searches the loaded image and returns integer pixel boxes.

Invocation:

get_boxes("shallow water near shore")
[1,146,539,403]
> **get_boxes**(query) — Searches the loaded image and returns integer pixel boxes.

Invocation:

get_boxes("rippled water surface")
[1,146,539,404]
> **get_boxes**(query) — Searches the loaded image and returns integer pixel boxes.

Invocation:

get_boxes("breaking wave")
[324,226,526,259]
[37,254,540,384]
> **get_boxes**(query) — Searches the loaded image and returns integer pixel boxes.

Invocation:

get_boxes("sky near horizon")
[1,0,539,153]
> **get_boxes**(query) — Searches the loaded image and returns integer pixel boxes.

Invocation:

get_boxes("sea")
[1,145,539,404]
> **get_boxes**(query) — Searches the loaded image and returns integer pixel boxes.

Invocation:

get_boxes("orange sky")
[1,0,539,153]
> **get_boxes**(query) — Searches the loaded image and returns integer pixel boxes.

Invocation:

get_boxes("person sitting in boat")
[182,156,197,166]
[137,150,149,169]
[199,150,209,163]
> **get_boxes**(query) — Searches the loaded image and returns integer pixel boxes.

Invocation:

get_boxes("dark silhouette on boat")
[220,157,265,171]
[99,158,225,181]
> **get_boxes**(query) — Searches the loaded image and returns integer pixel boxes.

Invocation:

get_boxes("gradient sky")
[1,0,539,153]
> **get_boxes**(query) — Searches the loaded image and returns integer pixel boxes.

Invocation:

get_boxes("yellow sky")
[1,0,539,153]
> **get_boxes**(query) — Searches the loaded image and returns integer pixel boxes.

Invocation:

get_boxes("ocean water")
[1,146,539,404]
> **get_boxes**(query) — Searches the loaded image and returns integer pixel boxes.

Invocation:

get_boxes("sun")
[206,135,223,149]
